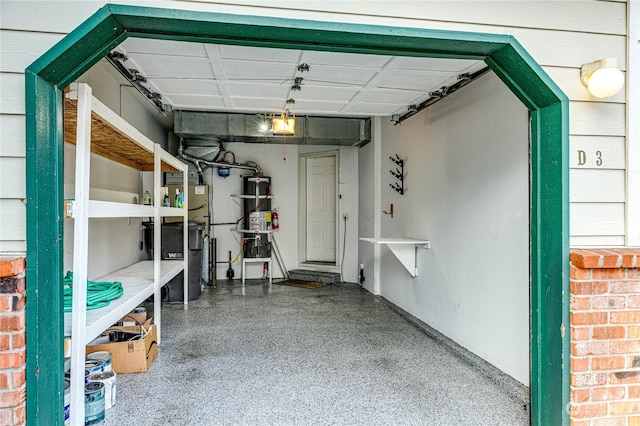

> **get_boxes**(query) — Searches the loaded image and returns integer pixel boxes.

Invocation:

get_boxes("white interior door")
[306,155,337,263]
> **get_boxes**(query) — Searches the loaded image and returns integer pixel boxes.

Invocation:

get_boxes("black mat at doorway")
[274,279,331,289]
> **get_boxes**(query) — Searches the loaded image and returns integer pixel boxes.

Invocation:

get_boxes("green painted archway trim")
[26,4,569,425]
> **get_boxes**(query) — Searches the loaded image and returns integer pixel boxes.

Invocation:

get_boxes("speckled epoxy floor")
[101,280,529,425]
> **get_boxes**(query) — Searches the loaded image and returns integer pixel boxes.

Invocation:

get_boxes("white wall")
[208,142,359,283]
[363,72,530,384]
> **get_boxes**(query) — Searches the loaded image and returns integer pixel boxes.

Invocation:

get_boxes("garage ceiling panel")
[230,97,291,111]
[307,50,390,68]
[344,102,407,115]
[289,99,348,113]
[218,44,300,63]
[117,39,208,57]
[294,86,357,102]
[392,56,478,72]
[358,90,425,105]
[164,94,227,110]
[152,79,221,96]
[376,71,453,91]
[307,66,377,86]
[222,60,297,80]
[128,56,214,79]
[226,82,290,99]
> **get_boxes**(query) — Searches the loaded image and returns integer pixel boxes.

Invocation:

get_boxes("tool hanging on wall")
[383,203,394,219]
[389,154,407,195]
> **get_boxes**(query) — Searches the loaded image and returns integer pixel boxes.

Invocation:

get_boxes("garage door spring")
[63,271,124,313]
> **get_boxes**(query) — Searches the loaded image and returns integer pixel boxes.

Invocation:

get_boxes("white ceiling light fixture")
[580,58,624,98]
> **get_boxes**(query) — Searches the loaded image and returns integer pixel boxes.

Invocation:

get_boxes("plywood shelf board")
[64,96,178,172]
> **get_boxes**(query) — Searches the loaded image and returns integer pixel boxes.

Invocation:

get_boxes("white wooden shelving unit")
[65,83,188,425]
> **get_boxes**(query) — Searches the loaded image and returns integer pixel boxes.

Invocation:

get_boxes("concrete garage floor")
[102,280,529,425]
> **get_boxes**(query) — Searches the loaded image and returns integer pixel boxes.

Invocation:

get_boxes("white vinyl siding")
[571,203,626,236]
[0,0,634,251]
[0,115,26,157]
[627,0,640,246]
[0,158,25,199]
[0,199,26,251]
[0,30,65,73]
[0,73,25,114]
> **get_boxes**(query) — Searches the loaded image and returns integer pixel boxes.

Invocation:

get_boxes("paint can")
[84,359,104,375]
[65,368,91,383]
[86,351,112,372]
[64,378,70,426]
[88,371,117,410]
[84,381,105,425]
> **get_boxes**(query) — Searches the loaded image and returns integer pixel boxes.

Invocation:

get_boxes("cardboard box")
[64,337,71,358]
[86,323,158,374]
[118,311,148,326]
[63,314,152,358]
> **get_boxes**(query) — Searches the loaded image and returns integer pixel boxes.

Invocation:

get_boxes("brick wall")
[570,249,640,425]
[0,258,26,425]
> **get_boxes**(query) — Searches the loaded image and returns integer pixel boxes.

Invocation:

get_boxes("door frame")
[25,4,569,424]
[298,150,340,271]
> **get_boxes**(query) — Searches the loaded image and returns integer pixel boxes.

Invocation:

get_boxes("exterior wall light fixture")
[580,58,624,98]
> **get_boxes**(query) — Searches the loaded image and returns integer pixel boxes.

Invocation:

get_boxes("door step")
[288,270,341,284]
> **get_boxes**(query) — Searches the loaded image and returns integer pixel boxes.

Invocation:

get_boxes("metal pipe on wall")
[177,140,260,181]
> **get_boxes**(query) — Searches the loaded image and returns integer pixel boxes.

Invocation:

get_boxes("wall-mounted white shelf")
[360,237,431,277]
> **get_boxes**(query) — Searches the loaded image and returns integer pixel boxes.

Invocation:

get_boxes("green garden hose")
[63,271,124,313]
